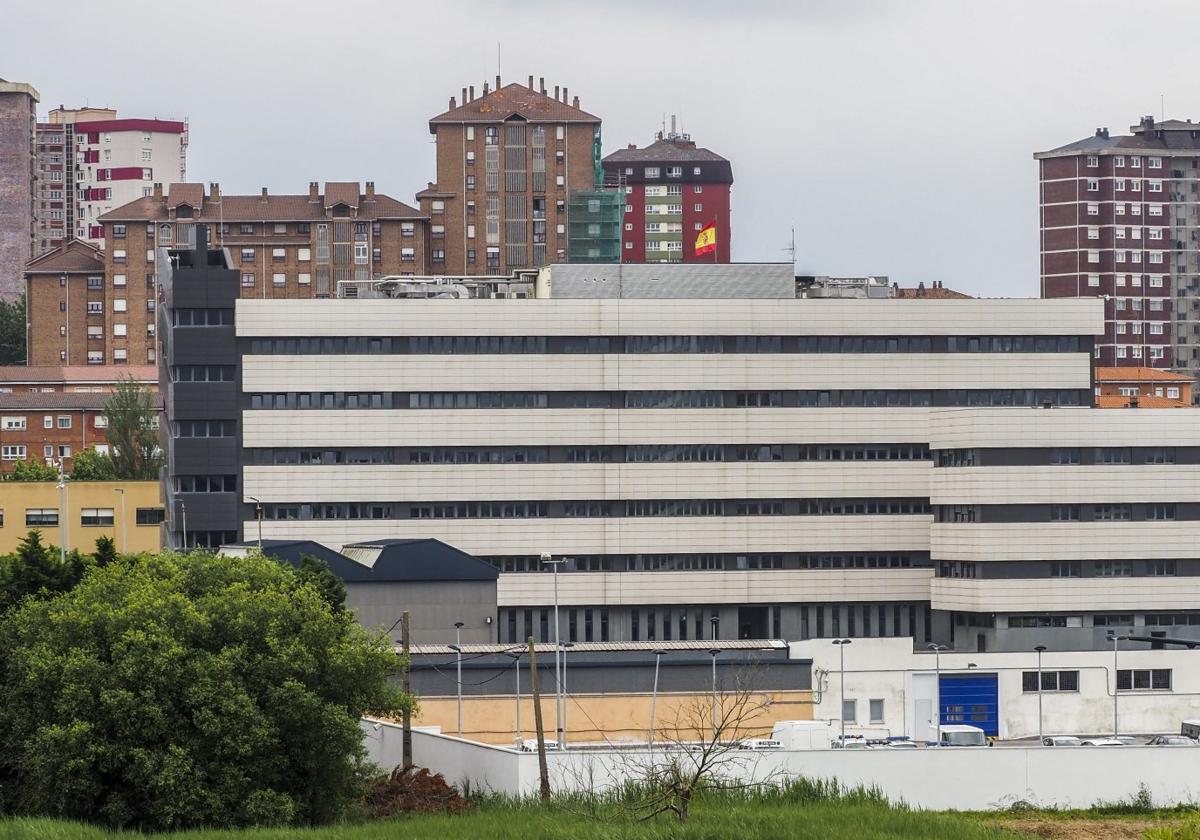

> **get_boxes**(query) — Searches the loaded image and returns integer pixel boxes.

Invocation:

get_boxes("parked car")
[937,725,989,747]
[1113,736,1138,746]
[1041,736,1082,747]
[738,738,783,751]
[1147,735,1197,746]
[833,736,870,749]
[1080,738,1124,746]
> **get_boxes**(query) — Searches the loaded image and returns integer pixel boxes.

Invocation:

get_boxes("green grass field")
[0,800,1029,840]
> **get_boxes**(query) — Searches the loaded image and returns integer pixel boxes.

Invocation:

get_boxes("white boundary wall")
[362,720,1200,810]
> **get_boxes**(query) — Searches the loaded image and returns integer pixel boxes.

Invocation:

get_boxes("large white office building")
[158,259,1200,652]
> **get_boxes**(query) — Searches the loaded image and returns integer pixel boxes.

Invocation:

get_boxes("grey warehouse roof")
[544,263,794,299]
[224,537,497,583]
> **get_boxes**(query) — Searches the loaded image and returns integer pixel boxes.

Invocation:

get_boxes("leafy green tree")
[297,554,347,613]
[0,293,26,365]
[92,535,118,568]
[102,378,162,480]
[0,530,86,615]
[0,550,408,830]
[68,447,116,481]
[4,458,59,482]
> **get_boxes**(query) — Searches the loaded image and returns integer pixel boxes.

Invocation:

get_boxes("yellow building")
[0,480,163,554]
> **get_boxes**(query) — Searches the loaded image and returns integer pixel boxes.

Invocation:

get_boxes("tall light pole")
[452,622,465,738]
[246,495,263,550]
[506,649,522,746]
[1107,633,1129,738]
[648,649,669,763]
[178,499,188,550]
[708,647,720,740]
[540,552,566,749]
[1034,645,1047,744]
[928,643,948,740]
[55,459,67,564]
[833,639,852,744]
[114,487,127,554]
[561,641,574,749]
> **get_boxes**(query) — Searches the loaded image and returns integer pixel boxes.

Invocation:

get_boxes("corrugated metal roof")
[401,639,787,655]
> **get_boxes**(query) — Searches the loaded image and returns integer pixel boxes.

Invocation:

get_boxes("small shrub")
[1146,814,1200,840]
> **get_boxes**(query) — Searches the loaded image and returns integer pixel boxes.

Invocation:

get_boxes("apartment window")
[694,203,703,212]
[694,185,704,194]
[1115,179,1126,191]
[113,324,127,337]
[1087,226,1099,240]
[1086,155,1098,167]
[868,699,885,724]
[1,416,26,431]
[466,174,476,190]
[841,699,857,723]
[625,241,633,250]
[113,349,128,363]
[1115,228,1126,240]
[112,223,126,239]
[271,248,285,262]
[555,126,564,141]
[467,224,476,239]
[240,223,254,235]
[1050,561,1081,577]
[1050,448,1080,465]
[1148,503,1176,521]
[1149,180,1163,192]
[1,445,27,460]
[431,200,445,213]
[272,273,286,286]
[80,508,115,527]
[1148,156,1162,169]
[1087,250,1100,264]
[1087,274,1099,287]
[401,247,415,261]
[467,248,477,263]
[1086,179,1099,192]
[1116,204,1125,215]
[297,247,310,261]
[432,249,445,262]
[87,351,102,364]
[241,248,255,264]
[298,272,311,285]
[113,249,126,263]
[87,276,103,290]
[26,509,59,527]
[372,247,381,263]
[112,273,127,287]
[241,274,255,287]
[141,168,152,180]
[466,151,475,164]
[1095,560,1132,577]
[1131,179,1141,191]
[465,126,475,141]
[1149,560,1177,576]
[645,167,661,178]
[1049,504,1080,521]
[1087,203,1099,216]
[273,222,287,234]
[1021,670,1079,692]
[1149,274,1163,287]
[555,175,565,187]
[1117,669,1170,691]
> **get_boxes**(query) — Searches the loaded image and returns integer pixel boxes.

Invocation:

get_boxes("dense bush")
[0,550,408,830]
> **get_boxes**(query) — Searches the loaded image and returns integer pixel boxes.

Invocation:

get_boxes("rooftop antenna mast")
[782,226,796,268]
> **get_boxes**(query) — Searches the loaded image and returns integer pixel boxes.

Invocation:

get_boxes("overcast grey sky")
[7,0,1199,296]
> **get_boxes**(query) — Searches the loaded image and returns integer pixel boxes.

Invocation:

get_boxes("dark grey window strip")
[244,443,932,466]
[261,497,932,521]
[934,502,1197,523]
[243,335,1086,355]
[938,559,1197,579]
[936,446,1193,467]
[479,551,931,573]
[245,389,1091,410]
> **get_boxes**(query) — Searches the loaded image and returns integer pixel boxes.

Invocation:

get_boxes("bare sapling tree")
[635,665,775,823]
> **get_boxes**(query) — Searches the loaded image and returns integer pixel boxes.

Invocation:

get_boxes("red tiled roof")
[24,240,104,274]
[99,183,424,223]
[323,182,360,209]
[604,139,729,164]
[167,183,203,208]
[0,365,157,384]
[1095,366,1194,383]
[429,83,600,129]
[0,391,163,410]
[894,286,973,299]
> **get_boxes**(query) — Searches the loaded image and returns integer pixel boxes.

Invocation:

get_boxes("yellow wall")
[410,690,813,746]
[0,480,162,554]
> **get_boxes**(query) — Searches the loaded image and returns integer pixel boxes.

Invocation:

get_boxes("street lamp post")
[114,487,127,554]
[1107,633,1129,738]
[178,499,188,550]
[928,643,948,740]
[648,649,669,763]
[506,650,522,746]
[710,615,719,641]
[561,641,574,748]
[1034,645,1047,744]
[833,639,852,744]
[55,460,67,564]
[453,621,465,738]
[708,647,720,740]
[246,495,263,550]
[540,553,566,750]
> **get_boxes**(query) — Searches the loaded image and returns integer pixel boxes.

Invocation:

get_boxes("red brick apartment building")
[25,182,427,367]
[1035,117,1200,380]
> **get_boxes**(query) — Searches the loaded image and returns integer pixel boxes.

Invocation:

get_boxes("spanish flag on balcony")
[695,222,717,256]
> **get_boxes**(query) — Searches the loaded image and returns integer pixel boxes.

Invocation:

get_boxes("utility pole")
[528,637,550,800]
[401,610,412,768]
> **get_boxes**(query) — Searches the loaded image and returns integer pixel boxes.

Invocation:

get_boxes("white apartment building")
[35,107,187,254]
[210,264,1187,651]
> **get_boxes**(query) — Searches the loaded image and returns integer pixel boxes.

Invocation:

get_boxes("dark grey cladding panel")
[168,382,237,418]
[173,492,239,530]
[171,327,237,364]
[546,263,794,299]
[171,439,239,474]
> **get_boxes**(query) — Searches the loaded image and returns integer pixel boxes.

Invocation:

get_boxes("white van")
[771,720,834,750]
[937,725,989,747]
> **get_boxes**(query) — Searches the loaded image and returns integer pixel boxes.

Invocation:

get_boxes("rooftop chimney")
[554,85,560,100]
[208,182,220,201]
[562,86,568,103]
[539,76,545,94]
[308,181,319,201]
[628,143,636,150]
[469,85,475,101]
[495,74,501,90]
[152,182,163,199]
[449,96,456,110]
[365,181,375,199]
[260,187,268,202]
[461,86,467,104]
[483,81,490,96]
[528,74,534,90]
[671,114,677,134]
[572,95,580,108]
